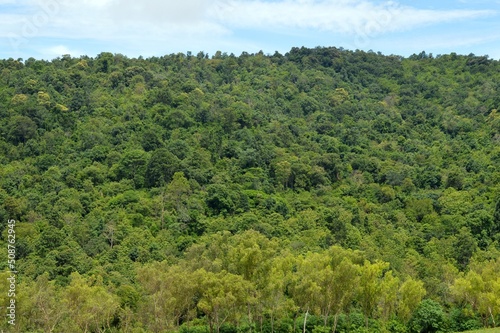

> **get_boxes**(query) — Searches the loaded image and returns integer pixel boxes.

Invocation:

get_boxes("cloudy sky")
[1,0,499,60]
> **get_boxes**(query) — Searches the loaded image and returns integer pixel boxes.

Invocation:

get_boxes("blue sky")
[1,0,499,60]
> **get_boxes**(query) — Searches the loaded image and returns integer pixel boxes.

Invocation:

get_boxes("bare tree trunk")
[248,304,253,333]
[160,187,165,229]
[489,307,496,327]
[332,312,339,333]
[303,309,309,333]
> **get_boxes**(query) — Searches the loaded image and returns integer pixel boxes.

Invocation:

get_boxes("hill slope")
[1,48,500,332]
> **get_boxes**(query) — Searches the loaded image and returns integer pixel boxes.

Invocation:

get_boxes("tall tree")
[196,269,255,333]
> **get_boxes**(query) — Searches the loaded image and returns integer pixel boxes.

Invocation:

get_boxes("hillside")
[1,47,500,332]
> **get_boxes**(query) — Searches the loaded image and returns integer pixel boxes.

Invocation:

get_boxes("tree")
[290,253,324,328]
[165,171,192,223]
[329,258,360,333]
[409,299,446,333]
[492,197,500,238]
[452,260,500,327]
[195,269,255,333]
[453,227,477,270]
[205,184,237,216]
[115,149,149,188]
[378,271,400,323]
[18,273,65,332]
[136,263,197,332]
[62,272,120,333]
[398,277,427,323]
[8,115,37,144]
[358,260,389,328]
[145,148,180,188]
[274,160,292,189]
[263,253,298,333]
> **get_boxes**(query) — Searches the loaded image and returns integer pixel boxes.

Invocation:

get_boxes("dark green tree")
[145,148,180,188]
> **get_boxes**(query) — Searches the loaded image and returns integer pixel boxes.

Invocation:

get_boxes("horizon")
[3,46,496,63]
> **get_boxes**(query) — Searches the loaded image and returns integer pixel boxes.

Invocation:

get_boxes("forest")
[0,47,500,333]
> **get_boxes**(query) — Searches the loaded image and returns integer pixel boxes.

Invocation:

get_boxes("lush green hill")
[1,48,500,332]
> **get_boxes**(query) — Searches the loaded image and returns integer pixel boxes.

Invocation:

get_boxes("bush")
[179,325,209,333]
[312,326,330,333]
[220,323,238,333]
[448,307,481,332]
[409,299,447,333]
[386,319,408,333]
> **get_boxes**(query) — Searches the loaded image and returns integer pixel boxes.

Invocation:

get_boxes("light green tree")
[18,272,65,333]
[264,253,298,333]
[397,277,427,323]
[452,260,500,327]
[196,269,256,333]
[136,263,197,332]
[62,272,120,333]
[358,260,390,328]
[329,258,360,333]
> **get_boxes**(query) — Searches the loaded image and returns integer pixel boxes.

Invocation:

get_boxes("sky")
[1,0,500,60]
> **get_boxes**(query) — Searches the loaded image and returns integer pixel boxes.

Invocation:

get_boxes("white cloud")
[106,0,210,24]
[4,0,494,41]
[0,0,498,59]
[381,30,500,54]
[212,0,495,35]
[41,44,83,58]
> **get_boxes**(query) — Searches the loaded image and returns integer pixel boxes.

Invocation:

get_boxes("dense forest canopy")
[1,47,500,333]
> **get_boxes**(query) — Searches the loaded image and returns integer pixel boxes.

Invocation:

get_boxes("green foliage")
[145,148,180,187]
[1,48,500,332]
[409,300,447,333]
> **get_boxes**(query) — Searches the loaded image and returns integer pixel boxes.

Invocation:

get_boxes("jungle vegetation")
[1,47,500,333]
